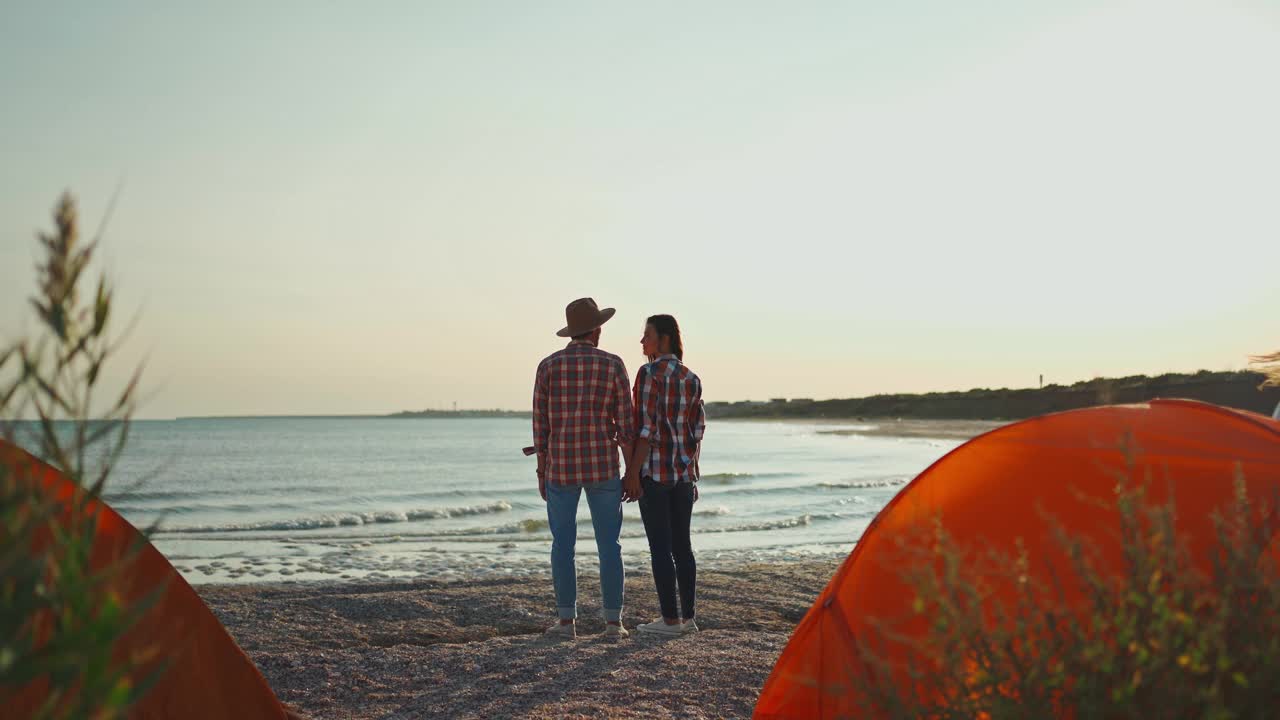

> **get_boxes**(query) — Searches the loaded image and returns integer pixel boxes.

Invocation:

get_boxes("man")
[533,297,637,639]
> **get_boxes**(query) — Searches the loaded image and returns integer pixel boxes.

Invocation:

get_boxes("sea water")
[87,417,962,583]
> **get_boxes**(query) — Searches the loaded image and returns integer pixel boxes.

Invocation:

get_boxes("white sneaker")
[637,618,683,637]
[604,623,629,639]
[680,619,699,634]
[545,622,576,640]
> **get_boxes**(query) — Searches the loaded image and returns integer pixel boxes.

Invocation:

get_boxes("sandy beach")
[200,560,840,719]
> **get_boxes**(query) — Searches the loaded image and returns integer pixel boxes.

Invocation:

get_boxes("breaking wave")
[158,501,513,534]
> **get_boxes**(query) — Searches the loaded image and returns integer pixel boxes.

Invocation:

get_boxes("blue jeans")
[638,478,696,620]
[546,477,625,622]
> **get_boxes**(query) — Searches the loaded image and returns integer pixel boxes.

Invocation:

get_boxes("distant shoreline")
[708,370,1279,422]
[171,413,999,423]
[174,410,532,421]
[168,369,1280,423]
[164,414,1002,441]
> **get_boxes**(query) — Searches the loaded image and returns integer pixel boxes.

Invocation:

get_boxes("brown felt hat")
[556,297,616,338]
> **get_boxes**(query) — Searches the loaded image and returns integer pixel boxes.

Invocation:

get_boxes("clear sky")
[3,0,1279,418]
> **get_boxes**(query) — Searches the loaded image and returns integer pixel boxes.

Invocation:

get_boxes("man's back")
[533,341,635,486]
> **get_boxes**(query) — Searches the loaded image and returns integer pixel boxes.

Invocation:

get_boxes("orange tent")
[2,440,299,719]
[753,400,1280,719]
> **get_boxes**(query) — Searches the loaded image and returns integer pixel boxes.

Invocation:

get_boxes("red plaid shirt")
[533,340,636,487]
[634,354,705,485]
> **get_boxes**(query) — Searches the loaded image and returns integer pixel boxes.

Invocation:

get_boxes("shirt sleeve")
[692,382,706,443]
[533,361,550,455]
[637,365,661,442]
[613,359,636,446]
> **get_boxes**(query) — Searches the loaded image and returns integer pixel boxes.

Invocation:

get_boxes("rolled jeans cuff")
[558,606,577,620]
[603,607,622,623]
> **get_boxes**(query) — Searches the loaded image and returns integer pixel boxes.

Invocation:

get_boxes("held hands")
[622,471,643,503]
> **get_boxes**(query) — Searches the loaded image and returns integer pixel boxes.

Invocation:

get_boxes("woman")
[624,314,706,637]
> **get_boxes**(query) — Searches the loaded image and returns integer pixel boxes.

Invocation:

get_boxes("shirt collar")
[653,353,679,363]
[568,339,597,348]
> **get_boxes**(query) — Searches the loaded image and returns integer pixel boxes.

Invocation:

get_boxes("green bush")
[0,193,161,718]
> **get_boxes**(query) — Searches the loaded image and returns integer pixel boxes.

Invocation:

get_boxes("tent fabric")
[753,399,1280,719]
[2,440,295,719]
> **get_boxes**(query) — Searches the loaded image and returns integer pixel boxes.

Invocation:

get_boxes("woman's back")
[634,355,705,484]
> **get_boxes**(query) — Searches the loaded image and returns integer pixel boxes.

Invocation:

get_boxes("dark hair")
[647,314,683,361]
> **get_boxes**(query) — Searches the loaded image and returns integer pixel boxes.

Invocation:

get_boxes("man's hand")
[537,455,548,502]
[622,472,643,503]
[623,437,650,503]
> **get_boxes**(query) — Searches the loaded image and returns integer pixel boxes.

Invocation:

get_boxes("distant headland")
[707,370,1280,421]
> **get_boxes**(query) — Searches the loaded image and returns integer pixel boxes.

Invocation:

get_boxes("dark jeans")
[638,477,696,621]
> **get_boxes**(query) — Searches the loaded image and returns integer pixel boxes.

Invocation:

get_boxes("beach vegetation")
[848,460,1280,718]
[0,192,160,718]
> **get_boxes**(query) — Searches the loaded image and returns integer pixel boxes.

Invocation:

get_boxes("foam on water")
[699,471,794,484]
[817,478,910,489]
